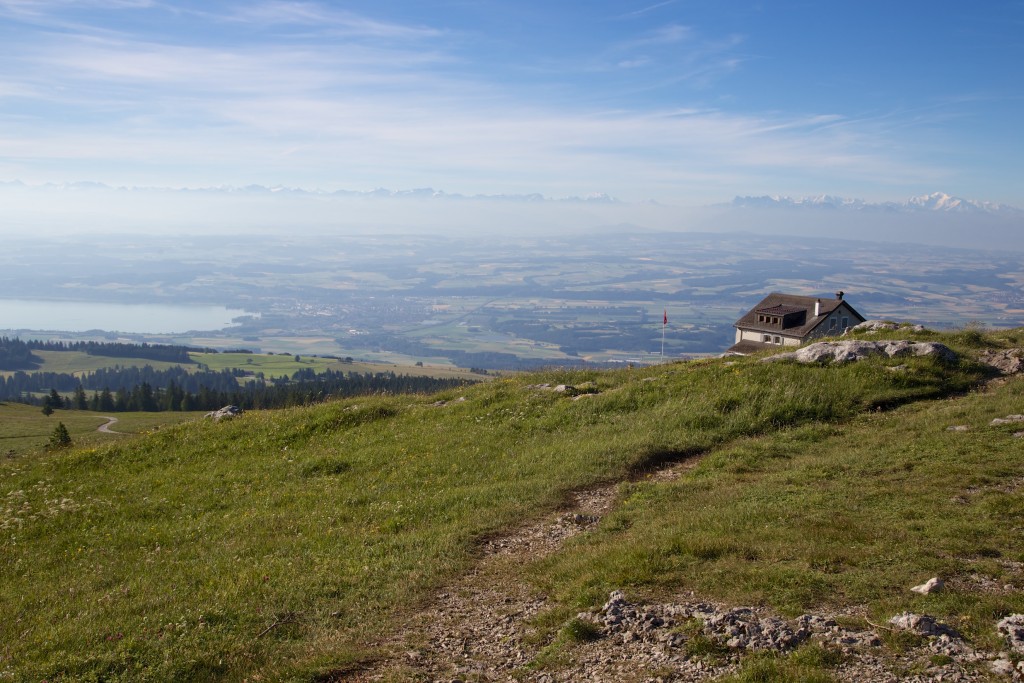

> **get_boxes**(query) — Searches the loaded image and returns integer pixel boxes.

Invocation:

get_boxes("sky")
[0,0,1022,214]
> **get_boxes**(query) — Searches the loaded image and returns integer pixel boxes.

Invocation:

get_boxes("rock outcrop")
[978,349,1024,375]
[204,405,242,421]
[763,340,956,364]
[852,320,926,333]
[997,614,1024,653]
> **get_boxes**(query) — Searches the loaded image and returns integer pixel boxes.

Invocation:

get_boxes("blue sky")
[1,0,1022,206]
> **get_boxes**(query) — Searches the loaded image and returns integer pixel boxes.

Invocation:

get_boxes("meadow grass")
[0,403,204,457]
[0,332,1005,681]
[525,361,1024,663]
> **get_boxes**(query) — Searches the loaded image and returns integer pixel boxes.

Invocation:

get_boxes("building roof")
[733,292,865,338]
[723,339,776,356]
[756,304,806,315]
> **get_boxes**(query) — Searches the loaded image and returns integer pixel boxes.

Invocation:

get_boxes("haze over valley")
[3,227,1022,367]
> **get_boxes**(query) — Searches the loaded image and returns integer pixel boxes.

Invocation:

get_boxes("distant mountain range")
[0,180,619,204]
[2,180,1018,217]
[728,192,1021,215]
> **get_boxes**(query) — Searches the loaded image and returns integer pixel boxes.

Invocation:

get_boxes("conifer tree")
[48,422,72,450]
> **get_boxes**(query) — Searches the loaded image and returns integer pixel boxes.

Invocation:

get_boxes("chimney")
[835,290,844,301]
[814,299,821,316]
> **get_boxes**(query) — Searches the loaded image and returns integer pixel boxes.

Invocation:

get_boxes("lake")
[0,299,251,334]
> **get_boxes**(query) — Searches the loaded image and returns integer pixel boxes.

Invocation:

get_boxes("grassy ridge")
[0,332,1002,680]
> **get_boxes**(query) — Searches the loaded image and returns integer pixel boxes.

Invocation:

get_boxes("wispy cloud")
[221,1,443,41]
[617,1,679,19]
[0,0,973,204]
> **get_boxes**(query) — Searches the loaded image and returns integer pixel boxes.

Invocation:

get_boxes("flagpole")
[662,309,667,359]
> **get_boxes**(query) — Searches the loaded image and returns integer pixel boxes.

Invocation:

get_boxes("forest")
[24,368,472,412]
[0,337,473,411]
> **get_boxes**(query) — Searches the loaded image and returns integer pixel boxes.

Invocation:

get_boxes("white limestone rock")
[763,340,956,364]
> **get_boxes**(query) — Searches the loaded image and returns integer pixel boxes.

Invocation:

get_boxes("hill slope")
[2,327,1023,681]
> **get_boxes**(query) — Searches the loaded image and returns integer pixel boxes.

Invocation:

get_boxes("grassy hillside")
[1,328,1020,681]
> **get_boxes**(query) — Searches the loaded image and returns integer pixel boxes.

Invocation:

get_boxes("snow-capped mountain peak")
[730,192,1019,214]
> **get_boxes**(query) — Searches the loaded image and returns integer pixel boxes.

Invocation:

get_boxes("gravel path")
[96,416,120,434]
[345,457,1015,682]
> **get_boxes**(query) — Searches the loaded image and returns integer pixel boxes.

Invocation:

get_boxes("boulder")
[888,612,960,638]
[763,340,956,364]
[910,577,944,594]
[205,405,243,421]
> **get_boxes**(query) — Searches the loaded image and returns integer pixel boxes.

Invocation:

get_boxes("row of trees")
[22,339,206,363]
[0,365,247,399]
[29,370,472,413]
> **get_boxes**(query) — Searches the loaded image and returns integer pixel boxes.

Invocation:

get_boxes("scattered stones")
[991,415,1024,426]
[352,461,997,683]
[911,577,944,594]
[204,405,242,421]
[762,340,956,364]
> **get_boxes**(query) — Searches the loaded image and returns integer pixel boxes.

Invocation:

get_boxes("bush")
[561,618,602,643]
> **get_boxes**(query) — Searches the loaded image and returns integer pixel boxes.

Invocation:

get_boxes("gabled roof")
[733,292,865,338]
[756,304,805,316]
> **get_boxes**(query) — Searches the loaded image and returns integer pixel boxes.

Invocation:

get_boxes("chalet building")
[725,291,866,355]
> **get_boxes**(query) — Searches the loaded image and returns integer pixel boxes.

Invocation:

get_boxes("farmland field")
[1,231,1022,368]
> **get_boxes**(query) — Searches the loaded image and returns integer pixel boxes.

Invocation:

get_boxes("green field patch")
[0,350,183,378]
[191,351,337,379]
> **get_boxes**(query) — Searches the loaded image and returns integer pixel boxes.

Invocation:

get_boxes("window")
[774,336,781,344]
[763,334,771,343]
[841,317,849,329]
[829,317,838,330]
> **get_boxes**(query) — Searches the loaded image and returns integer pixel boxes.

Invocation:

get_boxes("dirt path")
[345,445,1003,682]
[349,459,702,682]
[96,416,120,434]
[338,352,1022,681]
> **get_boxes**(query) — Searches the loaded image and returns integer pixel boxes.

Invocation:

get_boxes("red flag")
[663,309,668,326]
